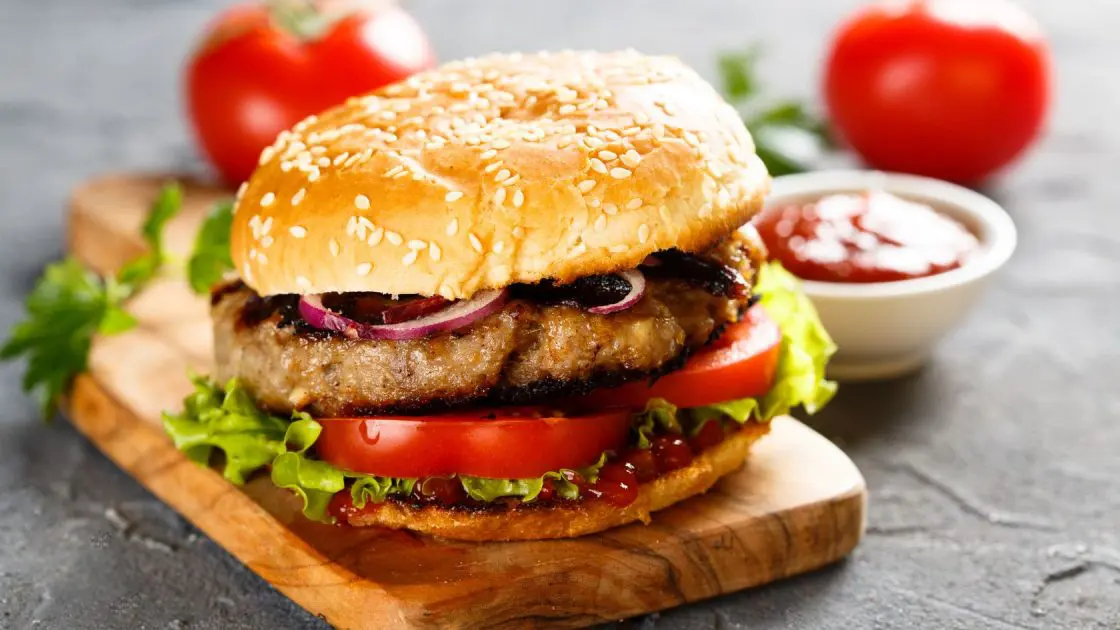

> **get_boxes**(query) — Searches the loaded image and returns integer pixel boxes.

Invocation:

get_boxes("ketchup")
[753,191,979,283]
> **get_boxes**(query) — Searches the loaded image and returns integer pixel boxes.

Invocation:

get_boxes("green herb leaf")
[718,48,760,101]
[187,201,235,294]
[117,182,183,288]
[718,48,830,175]
[0,259,111,415]
[1,183,184,416]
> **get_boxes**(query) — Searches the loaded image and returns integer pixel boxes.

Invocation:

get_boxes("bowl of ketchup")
[753,170,1017,381]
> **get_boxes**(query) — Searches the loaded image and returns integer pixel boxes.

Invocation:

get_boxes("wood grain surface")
[62,174,867,629]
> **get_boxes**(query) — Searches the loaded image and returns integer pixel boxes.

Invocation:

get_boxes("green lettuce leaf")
[459,452,608,503]
[632,399,684,448]
[269,415,419,522]
[751,261,838,417]
[634,262,837,433]
[161,377,289,485]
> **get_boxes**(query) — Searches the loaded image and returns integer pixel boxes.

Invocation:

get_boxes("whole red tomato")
[185,0,436,185]
[824,0,1051,184]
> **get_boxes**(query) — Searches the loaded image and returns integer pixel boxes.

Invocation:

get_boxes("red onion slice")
[587,270,646,314]
[299,289,509,341]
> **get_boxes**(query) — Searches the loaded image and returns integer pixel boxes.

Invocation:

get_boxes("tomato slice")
[315,408,630,479]
[580,305,782,410]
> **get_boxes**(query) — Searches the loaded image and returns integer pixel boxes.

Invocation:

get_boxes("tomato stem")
[266,0,346,40]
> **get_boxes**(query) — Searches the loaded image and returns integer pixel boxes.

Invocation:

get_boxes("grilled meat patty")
[212,234,759,417]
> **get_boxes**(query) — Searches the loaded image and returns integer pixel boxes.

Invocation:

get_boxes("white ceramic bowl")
[767,170,1018,381]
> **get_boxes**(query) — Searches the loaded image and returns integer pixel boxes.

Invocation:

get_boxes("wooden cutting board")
[62,174,867,629]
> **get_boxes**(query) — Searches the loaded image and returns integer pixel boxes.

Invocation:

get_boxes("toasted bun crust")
[346,422,770,541]
[231,50,770,298]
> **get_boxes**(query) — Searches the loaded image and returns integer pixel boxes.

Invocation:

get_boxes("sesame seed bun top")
[231,50,771,298]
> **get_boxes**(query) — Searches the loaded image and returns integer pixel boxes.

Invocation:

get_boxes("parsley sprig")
[1,183,183,416]
[718,47,831,176]
[186,200,235,294]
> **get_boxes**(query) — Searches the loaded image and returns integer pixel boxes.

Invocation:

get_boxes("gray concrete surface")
[1,0,1118,628]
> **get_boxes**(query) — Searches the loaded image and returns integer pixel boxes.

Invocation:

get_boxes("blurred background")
[2,1,1119,629]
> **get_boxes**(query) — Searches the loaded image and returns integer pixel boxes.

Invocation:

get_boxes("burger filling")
[164,255,837,522]
[211,234,759,417]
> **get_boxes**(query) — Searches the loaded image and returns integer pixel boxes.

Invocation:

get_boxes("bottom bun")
[347,422,771,541]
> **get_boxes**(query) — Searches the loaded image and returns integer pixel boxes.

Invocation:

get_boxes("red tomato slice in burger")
[315,408,631,479]
[580,305,782,410]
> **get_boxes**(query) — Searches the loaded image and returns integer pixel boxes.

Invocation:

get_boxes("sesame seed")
[594,215,607,232]
[590,158,608,174]
[447,218,459,236]
[291,188,306,205]
[329,239,340,257]
[492,139,511,149]
[296,276,311,289]
[258,145,276,165]
[356,262,373,276]
[369,227,384,246]
[621,150,642,168]
[384,165,404,177]
[236,182,248,202]
[480,149,498,160]
[280,161,294,172]
[484,161,504,173]
[308,170,320,182]
[495,169,511,182]
[492,240,505,254]
[248,248,257,260]
[512,226,525,238]
[627,198,644,210]
[598,150,618,161]
[260,192,276,207]
[469,233,484,253]
[578,180,596,193]
[610,167,632,179]
[317,157,331,168]
[638,224,650,243]
[494,188,507,204]
[402,250,419,266]
[333,152,350,166]
[261,235,274,248]
[386,231,403,246]
[429,242,442,261]
[355,195,371,210]
[408,239,427,250]
[258,253,269,264]
[558,104,576,115]
[289,226,307,238]
[445,191,464,202]
[603,203,619,215]
[609,244,628,254]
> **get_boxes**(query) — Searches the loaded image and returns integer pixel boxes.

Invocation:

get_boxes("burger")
[163,50,836,541]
